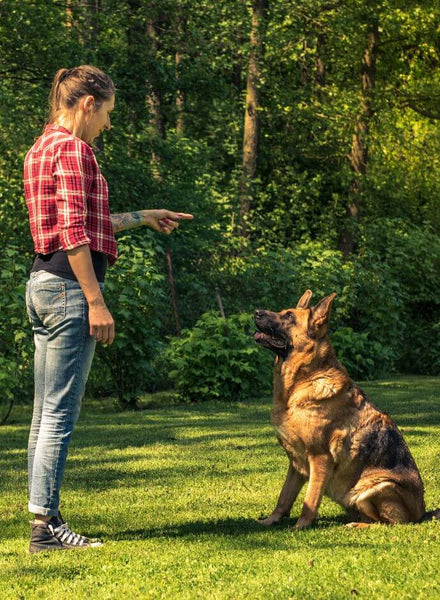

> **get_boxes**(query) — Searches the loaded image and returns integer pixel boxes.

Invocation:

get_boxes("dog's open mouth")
[253,310,290,355]
[254,328,287,350]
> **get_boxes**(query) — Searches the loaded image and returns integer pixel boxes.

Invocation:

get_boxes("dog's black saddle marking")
[359,423,414,470]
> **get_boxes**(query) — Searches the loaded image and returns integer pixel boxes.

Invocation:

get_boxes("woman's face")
[84,95,115,144]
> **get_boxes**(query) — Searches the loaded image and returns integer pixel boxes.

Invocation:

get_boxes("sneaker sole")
[29,542,103,554]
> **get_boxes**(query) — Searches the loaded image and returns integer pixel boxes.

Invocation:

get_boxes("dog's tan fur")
[254,290,433,529]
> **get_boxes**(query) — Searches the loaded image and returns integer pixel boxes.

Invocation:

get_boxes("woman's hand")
[145,209,194,234]
[66,245,115,345]
[88,297,115,345]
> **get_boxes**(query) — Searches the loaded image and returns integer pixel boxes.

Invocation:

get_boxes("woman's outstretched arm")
[111,209,193,234]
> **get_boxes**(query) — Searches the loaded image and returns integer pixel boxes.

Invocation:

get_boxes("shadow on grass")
[0,515,340,544]
[103,514,383,551]
[1,378,438,547]
[1,389,439,498]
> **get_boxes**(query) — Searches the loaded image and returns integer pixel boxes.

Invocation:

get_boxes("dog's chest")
[271,409,310,474]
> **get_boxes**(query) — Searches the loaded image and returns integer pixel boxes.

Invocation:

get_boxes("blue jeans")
[26,271,101,516]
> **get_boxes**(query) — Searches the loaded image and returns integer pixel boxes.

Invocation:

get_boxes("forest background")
[1,0,440,418]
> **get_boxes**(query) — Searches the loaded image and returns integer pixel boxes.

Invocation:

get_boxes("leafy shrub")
[331,327,396,381]
[172,222,440,380]
[210,241,354,320]
[398,321,440,375]
[356,219,440,373]
[0,245,34,424]
[358,219,440,305]
[91,233,167,408]
[163,312,273,402]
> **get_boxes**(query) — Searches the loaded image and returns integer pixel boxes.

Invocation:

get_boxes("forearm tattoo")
[111,211,147,233]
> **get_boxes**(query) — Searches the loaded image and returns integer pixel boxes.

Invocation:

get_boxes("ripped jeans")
[25,271,101,516]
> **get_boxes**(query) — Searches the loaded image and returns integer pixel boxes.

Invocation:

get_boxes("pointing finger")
[176,213,194,219]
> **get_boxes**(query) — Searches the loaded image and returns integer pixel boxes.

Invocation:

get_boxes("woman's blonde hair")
[48,65,115,123]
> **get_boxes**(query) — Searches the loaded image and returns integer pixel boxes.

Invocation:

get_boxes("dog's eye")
[282,312,295,323]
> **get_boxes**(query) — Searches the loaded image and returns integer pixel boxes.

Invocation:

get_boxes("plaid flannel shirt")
[24,124,118,265]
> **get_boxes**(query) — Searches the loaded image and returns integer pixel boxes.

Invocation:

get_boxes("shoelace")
[50,522,87,546]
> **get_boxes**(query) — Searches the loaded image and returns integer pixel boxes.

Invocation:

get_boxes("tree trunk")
[126,0,148,130]
[238,0,268,237]
[167,250,181,336]
[66,0,73,28]
[340,19,379,259]
[147,18,165,180]
[175,48,184,136]
[315,32,326,89]
[0,396,14,426]
[300,39,308,86]
[215,287,225,318]
[175,11,185,136]
[147,19,166,140]
[80,0,99,57]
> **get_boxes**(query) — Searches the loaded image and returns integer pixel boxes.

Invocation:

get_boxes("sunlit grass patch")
[0,376,439,599]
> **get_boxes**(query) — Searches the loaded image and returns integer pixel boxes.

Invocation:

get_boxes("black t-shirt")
[31,250,108,283]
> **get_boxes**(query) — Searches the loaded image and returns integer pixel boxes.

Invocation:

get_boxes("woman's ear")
[82,95,95,113]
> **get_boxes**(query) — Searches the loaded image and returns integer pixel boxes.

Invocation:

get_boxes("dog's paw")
[345,522,371,529]
[257,514,284,526]
[294,517,313,530]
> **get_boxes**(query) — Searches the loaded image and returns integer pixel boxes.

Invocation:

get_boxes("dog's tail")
[420,509,440,522]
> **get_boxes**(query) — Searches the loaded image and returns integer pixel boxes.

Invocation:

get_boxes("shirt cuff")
[59,229,92,251]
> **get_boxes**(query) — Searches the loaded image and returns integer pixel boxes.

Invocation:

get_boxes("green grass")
[0,376,439,599]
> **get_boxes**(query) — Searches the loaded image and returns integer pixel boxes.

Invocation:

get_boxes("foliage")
[163,312,273,402]
[331,327,395,380]
[0,246,33,424]
[404,321,440,377]
[356,220,440,373]
[167,239,355,334]
[90,233,167,409]
[173,225,440,382]
[1,0,440,408]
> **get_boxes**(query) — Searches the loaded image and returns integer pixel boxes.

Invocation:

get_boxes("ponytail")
[47,65,115,124]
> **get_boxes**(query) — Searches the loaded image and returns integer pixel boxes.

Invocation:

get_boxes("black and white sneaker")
[29,515,102,553]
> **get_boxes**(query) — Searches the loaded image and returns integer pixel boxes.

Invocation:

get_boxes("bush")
[163,312,273,402]
[90,233,167,408]
[210,241,355,321]
[0,245,34,424]
[331,327,396,381]
[173,223,440,380]
[398,321,440,375]
[356,219,440,373]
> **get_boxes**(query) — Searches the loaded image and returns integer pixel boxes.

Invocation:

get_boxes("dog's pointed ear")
[309,293,336,336]
[296,290,313,309]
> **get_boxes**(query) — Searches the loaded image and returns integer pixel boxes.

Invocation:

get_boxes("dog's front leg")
[259,463,305,526]
[295,454,333,530]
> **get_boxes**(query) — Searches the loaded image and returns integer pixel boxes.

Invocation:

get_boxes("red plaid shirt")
[24,124,118,265]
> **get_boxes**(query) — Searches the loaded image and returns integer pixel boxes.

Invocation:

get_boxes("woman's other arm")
[111,209,193,234]
[66,245,115,345]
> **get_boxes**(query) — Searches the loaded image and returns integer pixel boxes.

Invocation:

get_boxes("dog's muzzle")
[253,309,288,352]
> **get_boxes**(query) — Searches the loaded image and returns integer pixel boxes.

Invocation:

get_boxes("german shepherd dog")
[254,290,439,529]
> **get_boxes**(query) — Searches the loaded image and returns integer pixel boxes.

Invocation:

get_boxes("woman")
[24,65,193,553]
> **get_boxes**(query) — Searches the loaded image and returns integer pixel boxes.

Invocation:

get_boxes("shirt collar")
[44,123,94,148]
[45,123,73,136]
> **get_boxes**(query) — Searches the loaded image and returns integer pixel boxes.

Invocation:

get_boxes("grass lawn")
[0,376,439,599]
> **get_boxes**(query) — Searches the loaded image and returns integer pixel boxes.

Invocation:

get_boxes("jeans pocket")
[32,281,66,329]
